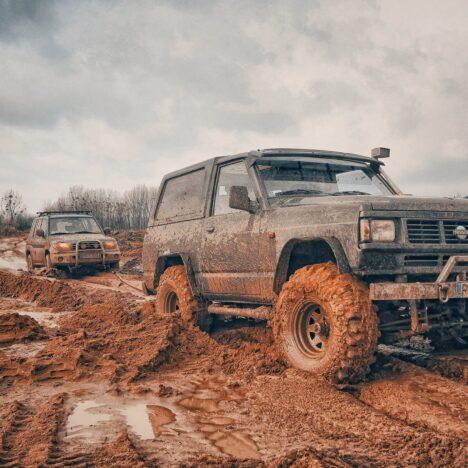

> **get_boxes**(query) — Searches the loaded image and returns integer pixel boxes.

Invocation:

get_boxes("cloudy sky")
[0,0,467,211]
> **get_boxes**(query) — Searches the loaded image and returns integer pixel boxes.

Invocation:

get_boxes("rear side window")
[31,218,45,237]
[156,169,206,222]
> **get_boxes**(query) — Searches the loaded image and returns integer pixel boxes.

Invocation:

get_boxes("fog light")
[58,256,63,262]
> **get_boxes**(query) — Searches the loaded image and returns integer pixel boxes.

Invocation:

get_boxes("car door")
[31,218,47,265]
[199,160,264,302]
[151,166,209,283]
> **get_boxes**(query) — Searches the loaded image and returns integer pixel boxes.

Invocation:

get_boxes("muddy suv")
[142,148,467,383]
[26,211,120,275]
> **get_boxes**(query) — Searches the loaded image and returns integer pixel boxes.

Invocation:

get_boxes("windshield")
[255,157,393,206]
[49,216,102,235]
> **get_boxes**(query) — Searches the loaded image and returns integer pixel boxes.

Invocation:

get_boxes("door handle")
[206,226,215,233]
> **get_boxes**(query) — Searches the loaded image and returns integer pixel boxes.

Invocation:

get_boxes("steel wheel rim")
[292,302,329,359]
[164,290,180,313]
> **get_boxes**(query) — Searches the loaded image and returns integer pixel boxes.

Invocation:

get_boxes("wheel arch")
[153,253,199,296]
[273,237,351,295]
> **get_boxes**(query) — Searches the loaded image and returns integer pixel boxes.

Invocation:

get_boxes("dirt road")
[0,234,466,466]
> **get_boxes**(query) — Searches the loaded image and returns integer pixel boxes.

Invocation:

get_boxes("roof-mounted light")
[371,147,390,159]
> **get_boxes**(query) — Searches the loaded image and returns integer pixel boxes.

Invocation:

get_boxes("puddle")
[65,396,178,442]
[147,404,176,436]
[66,400,113,441]
[208,430,260,459]
[0,240,26,272]
[179,396,220,412]
[178,377,261,460]
[64,377,260,460]
[121,403,155,440]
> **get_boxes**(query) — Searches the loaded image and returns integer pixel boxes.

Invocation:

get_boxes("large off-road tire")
[273,262,379,384]
[156,265,212,331]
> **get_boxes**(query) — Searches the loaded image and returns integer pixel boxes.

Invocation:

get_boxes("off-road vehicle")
[26,211,120,275]
[142,148,467,382]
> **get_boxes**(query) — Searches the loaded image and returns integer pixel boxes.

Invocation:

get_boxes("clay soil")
[0,234,466,466]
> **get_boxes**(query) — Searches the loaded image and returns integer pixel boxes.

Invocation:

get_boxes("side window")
[213,161,255,215]
[156,168,206,222]
[34,218,46,237]
[30,219,38,236]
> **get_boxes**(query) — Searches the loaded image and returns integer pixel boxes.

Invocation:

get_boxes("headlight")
[103,240,117,250]
[52,241,73,252]
[360,219,396,242]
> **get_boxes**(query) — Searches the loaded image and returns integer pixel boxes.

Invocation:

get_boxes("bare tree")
[43,184,159,230]
[0,189,26,227]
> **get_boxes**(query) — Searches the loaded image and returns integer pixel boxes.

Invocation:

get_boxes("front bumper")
[370,255,468,301]
[50,250,120,267]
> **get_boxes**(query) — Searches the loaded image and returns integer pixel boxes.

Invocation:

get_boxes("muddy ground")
[0,233,466,467]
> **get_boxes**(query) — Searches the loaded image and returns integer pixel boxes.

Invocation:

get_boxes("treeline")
[43,185,159,230]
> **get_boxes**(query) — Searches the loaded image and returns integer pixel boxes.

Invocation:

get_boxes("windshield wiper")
[276,189,328,197]
[332,190,371,196]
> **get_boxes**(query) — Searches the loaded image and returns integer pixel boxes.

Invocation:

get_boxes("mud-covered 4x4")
[142,148,467,383]
[26,211,120,275]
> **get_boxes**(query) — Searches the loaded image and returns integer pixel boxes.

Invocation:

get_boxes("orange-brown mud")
[0,235,467,466]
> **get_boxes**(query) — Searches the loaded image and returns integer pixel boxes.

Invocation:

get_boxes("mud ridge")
[0,312,47,345]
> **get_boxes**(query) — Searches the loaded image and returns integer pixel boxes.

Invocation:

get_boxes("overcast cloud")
[0,0,467,211]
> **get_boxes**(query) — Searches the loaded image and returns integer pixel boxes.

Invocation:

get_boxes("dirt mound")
[20,301,179,384]
[0,271,84,311]
[149,313,286,381]
[0,313,47,345]
[115,230,144,258]
[120,257,143,275]
[92,432,148,467]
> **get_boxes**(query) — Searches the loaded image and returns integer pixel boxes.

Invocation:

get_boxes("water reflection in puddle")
[66,398,177,442]
[66,400,112,440]
[121,403,155,440]
[65,377,260,460]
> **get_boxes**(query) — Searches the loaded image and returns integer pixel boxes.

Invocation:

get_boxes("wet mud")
[0,234,467,466]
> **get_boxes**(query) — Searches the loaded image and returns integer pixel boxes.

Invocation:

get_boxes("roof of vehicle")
[36,210,94,218]
[162,148,382,181]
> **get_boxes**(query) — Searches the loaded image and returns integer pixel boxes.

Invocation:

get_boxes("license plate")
[79,252,101,259]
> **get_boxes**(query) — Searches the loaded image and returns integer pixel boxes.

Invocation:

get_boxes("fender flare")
[273,237,351,294]
[154,253,200,296]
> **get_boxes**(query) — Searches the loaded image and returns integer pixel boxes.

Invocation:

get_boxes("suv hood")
[368,195,468,213]
[49,233,115,243]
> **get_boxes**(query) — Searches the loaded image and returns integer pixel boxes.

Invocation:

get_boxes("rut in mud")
[0,235,467,466]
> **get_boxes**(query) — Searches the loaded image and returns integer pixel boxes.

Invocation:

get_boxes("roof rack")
[36,210,93,216]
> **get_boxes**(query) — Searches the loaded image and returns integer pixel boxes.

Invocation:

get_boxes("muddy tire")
[45,253,53,270]
[156,265,212,331]
[273,262,379,384]
[26,253,34,272]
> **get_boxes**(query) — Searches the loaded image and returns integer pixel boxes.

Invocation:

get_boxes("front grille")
[78,241,101,250]
[443,220,468,244]
[407,220,441,244]
[404,255,439,267]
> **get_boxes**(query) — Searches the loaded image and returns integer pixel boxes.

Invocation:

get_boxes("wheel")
[26,254,34,272]
[109,261,120,271]
[273,262,379,384]
[45,253,53,270]
[156,265,213,331]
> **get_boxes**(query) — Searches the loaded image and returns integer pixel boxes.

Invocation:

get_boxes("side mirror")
[104,227,111,235]
[229,186,254,213]
[36,228,45,238]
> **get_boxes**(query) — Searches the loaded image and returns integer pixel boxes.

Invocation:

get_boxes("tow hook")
[438,284,450,303]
